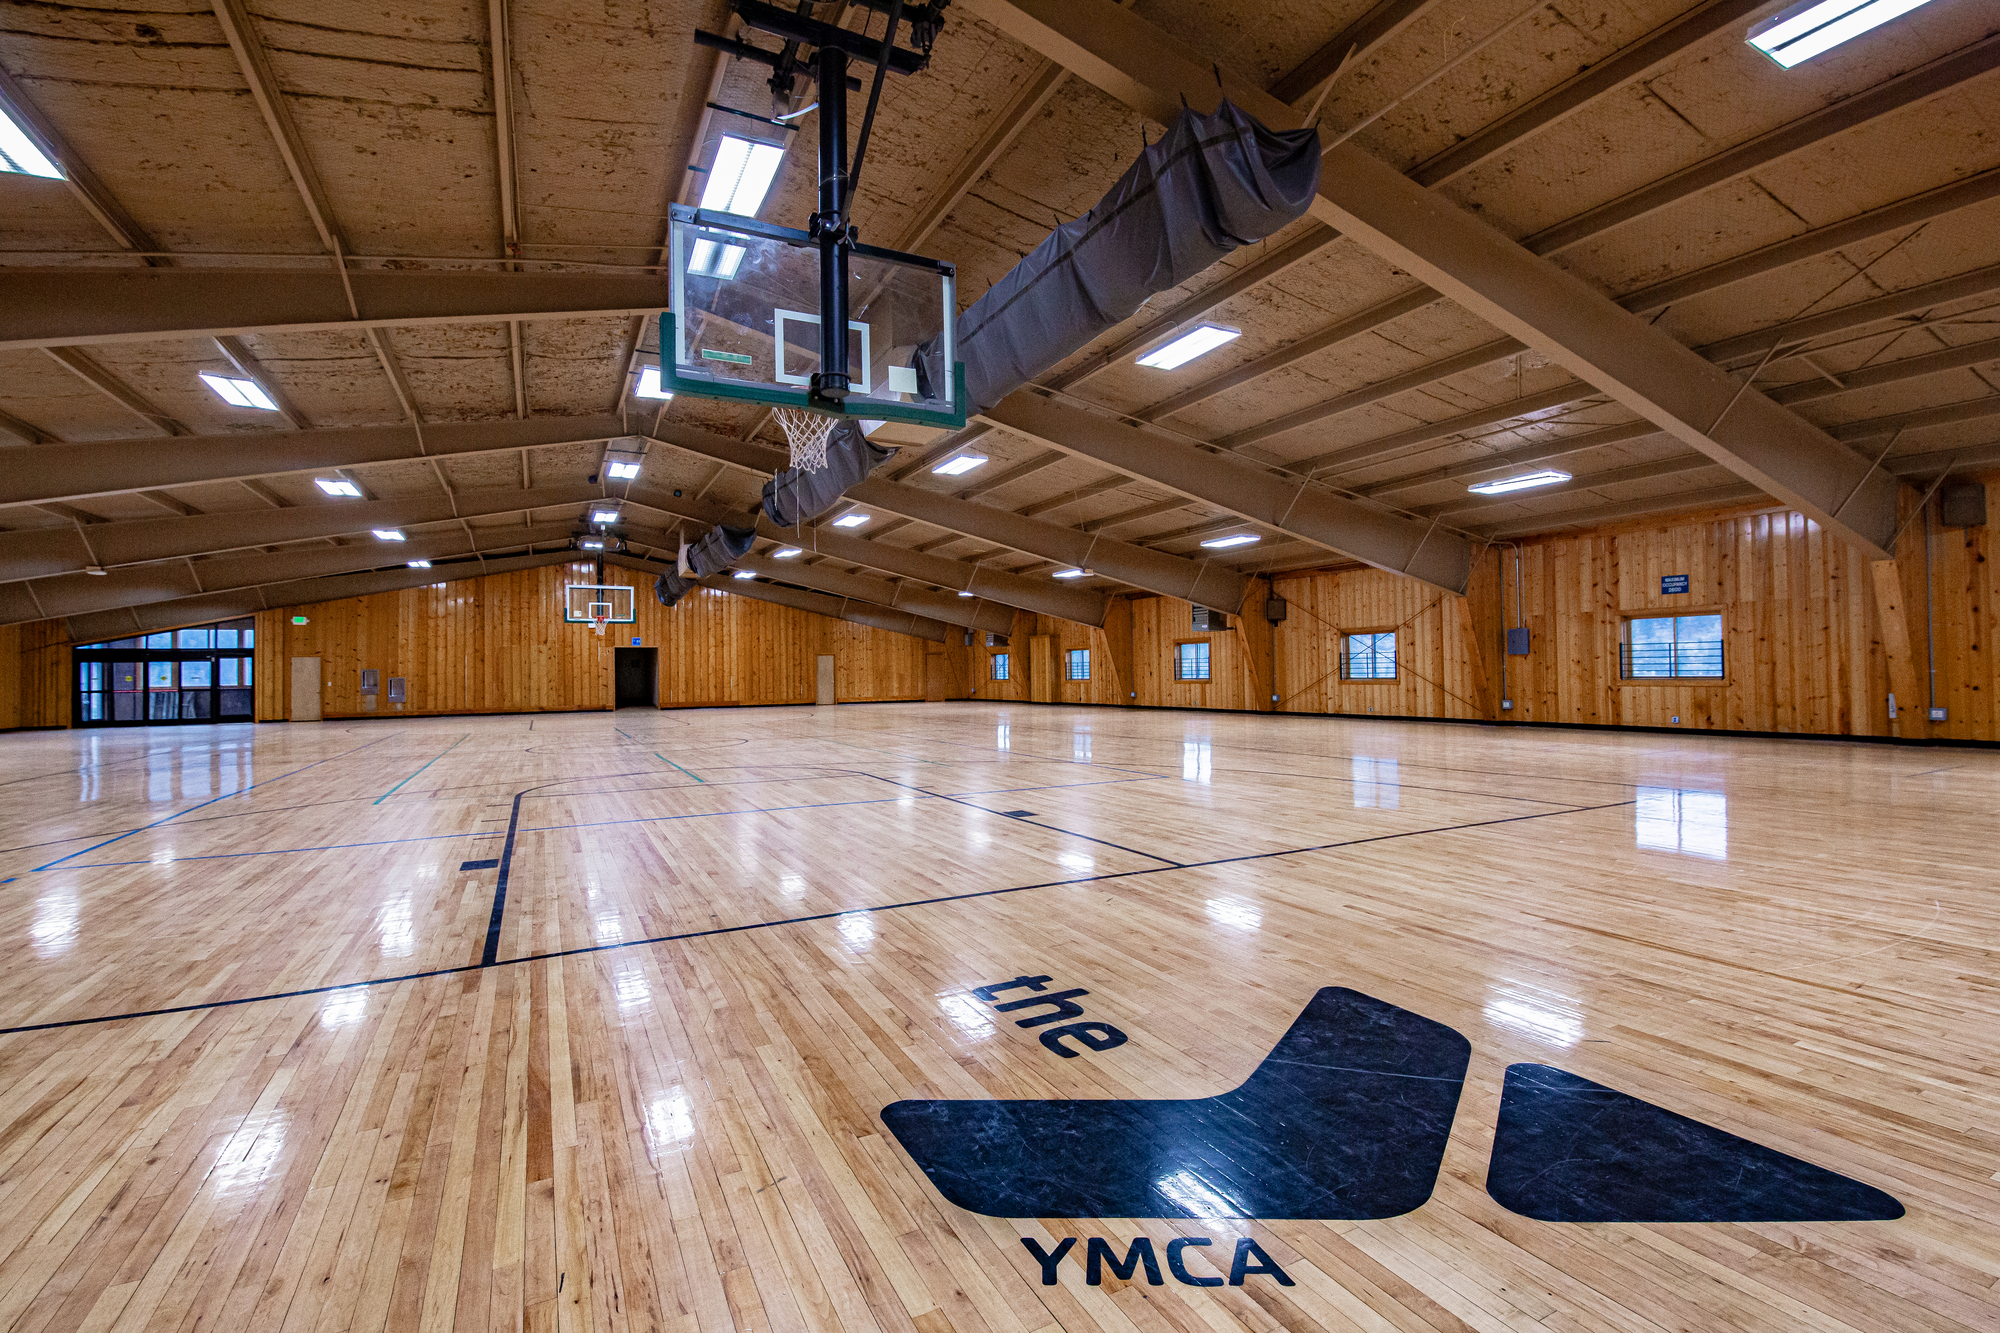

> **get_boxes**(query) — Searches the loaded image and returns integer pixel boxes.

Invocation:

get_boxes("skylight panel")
[1200,533,1260,549]
[732,569,757,579]
[1468,470,1571,495]
[773,547,802,557]
[1137,324,1240,370]
[372,529,406,541]
[932,454,988,476]
[700,135,786,217]
[636,366,673,400]
[1748,0,1940,67]
[199,373,279,411]
[0,105,61,179]
[407,560,432,569]
[1052,568,1088,579]
[831,513,870,528]
[592,509,619,524]
[687,238,747,279]
[607,460,642,479]
[315,478,361,497]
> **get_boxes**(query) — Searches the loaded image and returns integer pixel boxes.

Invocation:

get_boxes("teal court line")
[618,725,704,781]
[374,734,469,805]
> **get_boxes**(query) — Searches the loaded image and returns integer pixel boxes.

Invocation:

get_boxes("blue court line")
[30,737,390,873]
[374,735,469,804]
[655,755,704,782]
[64,829,494,868]
[0,800,1638,1036]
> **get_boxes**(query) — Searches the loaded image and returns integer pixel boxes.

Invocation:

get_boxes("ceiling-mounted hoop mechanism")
[723,0,948,406]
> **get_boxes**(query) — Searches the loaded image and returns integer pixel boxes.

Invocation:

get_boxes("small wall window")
[1343,632,1396,680]
[990,653,1010,681]
[1174,640,1211,681]
[1065,648,1090,681]
[1623,613,1723,679]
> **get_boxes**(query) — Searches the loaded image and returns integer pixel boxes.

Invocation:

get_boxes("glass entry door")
[74,617,256,728]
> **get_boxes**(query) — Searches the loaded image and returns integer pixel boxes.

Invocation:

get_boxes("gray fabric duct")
[656,98,1318,612]
[925,98,1323,415]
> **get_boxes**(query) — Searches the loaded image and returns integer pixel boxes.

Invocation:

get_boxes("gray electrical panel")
[1264,596,1287,624]
[1941,482,1987,529]
[387,677,406,703]
[359,668,379,694]
[1506,628,1531,656]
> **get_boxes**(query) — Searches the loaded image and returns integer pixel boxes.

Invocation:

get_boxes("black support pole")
[815,41,851,400]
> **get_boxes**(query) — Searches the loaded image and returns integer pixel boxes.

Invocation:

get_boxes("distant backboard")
[564,583,637,624]
[662,205,965,428]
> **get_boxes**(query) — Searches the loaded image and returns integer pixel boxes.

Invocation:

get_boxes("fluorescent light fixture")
[592,509,619,523]
[1137,324,1240,370]
[580,539,605,550]
[199,372,279,411]
[0,106,62,179]
[1053,568,1088,579]
[372,529,406,541]
[687,238,747,279]
[1200,533,1261,549]
[315,478,361,497]
[607,460,641,479]
[831,513,870,528]
[635,366,674,400]
[699,135,785,217]
[407,560,432,569]
[732,569,757,579]
[932,454,988,476]
[1468,469,1571,495]
[1748,0,1940,68]
[773,546,803,558]
[958,590,974,598]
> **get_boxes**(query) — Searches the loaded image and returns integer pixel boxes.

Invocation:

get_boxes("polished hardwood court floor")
[0,703,1993,1333]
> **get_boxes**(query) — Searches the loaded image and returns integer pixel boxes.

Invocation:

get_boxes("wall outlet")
[1929,706,1948,722]
[1670,716,1680,724]
[1500,698,1513,711]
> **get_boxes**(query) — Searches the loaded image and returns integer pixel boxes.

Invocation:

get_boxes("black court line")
[869,775,1184,867]
[0,800,1635,1036]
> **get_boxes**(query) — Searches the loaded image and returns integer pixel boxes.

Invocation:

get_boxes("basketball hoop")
[774,405,841,472]
[590,613,609,637]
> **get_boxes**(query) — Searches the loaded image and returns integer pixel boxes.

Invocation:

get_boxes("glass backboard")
[662,204,965,428]
[564,583,637,623]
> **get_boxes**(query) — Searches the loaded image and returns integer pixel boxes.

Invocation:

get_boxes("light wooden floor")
[0,703,1993,1333]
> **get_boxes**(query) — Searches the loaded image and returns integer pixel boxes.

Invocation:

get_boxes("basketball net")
[774,405,840,472]
[590,613,609,637]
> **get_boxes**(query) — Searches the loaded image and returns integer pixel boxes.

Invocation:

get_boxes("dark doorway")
[614,647,657,708]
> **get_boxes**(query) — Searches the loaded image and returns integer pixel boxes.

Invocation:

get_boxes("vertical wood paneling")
[9,489,2000,739]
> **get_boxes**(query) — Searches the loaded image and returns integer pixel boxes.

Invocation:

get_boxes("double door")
[77,653,254,725]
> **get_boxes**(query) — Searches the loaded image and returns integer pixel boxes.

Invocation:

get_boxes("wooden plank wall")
[243,562,929,720]
[12,484,2000,741]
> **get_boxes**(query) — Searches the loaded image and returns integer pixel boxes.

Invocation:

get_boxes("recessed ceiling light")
[687,238,747,279]
[700,135,785,217]
[592,509,619,523]
[1749,0,1940,68]
[607,460,641,479]
[315,478,361,497]
[831,513,870,528]
[199,372,279,411]
[1053,568,1088,579]
[1137,324,1240,370]
[732,569,757,579]
[372,529,406,541]
[1200,533,1261,549]
[1468,470,1571,495]
[932,454,987,476]
[636,366,674,400]
[407,560,432,569]
[773,547,802,558]
[957,590,974,597]
[0,106,61,179]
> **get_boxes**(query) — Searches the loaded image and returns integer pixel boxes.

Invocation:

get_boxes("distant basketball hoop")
[565,583,636,635]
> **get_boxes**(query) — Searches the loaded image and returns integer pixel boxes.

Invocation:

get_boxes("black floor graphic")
[460,858,499,871]
[1486,1064,1904,1223]
[881,987,1470,1219]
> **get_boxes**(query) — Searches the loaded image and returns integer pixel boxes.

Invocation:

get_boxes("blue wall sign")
[630,636,642,646]
[1661,575,1690,595]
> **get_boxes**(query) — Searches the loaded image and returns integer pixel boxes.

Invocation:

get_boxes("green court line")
[374,735,468,805]
[655,754,705,782]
